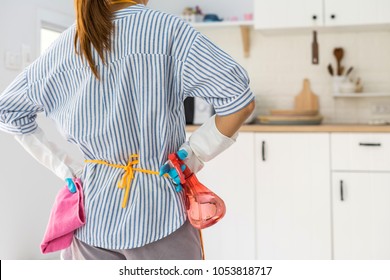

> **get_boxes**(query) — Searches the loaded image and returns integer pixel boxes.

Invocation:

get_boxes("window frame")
[36,9,74,56]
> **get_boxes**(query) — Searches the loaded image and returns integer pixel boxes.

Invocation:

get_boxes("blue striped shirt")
[0,4,254,249]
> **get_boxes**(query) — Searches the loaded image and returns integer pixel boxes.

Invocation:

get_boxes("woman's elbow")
[243,100,256,116]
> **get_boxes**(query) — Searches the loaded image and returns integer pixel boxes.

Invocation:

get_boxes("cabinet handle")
[312,15,317,20]
[340,180,344,201]
[330,14,336,19]
[262,141,266,161]
[359,143,382,147]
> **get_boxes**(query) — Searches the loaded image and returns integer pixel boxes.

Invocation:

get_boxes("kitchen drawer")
[331,133,390,171]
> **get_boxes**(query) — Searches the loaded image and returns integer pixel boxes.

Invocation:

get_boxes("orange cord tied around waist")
[86,155,206,260]
[85,155,165,208]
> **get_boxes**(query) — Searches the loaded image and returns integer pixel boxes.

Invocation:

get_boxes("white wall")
[0,0,75,90]
[196,28,390,124]
[0,0,76,260]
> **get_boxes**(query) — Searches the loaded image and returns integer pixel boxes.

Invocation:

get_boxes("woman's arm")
[0,70,83,181]
[215,100,255,137]
[187,99,255,165]
[15,128,84,180]
[160,101,255,188]
[161,29,256,180]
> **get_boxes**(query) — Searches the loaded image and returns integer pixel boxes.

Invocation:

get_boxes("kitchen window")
[40,26,62,54]
[37,9,73,55]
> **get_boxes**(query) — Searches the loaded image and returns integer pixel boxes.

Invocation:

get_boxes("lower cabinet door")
[255,133,332,259]
[332,172,390,260]
[195,132,256,259]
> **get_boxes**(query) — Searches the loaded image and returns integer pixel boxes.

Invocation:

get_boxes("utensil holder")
[332,76,347,95]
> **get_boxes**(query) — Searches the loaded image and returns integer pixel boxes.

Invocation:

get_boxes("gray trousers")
[61,221,203,260]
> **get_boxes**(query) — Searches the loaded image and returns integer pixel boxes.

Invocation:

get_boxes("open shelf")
[189,21,253,58]
[191,20,254,28]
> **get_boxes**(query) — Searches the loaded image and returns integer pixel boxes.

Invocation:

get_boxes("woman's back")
[30,5,194,166]
[0,3,254,253]
[24,4,197,249]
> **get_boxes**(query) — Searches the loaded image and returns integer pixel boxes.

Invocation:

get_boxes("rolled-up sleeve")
[0,70,43,135]
[182,34,254,116]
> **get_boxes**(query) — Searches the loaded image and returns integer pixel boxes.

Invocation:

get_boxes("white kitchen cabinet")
[254,0,323,29]
[331,133,390,172]
[192,130,390,260]
[254,0,390,30]
[254,133,332,259]
[331,132,390,260]
[195,132,256,260]
[332,172,390,259]
[325,0,390,26]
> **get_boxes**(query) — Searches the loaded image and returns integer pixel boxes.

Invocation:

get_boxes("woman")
[0,0,254,260]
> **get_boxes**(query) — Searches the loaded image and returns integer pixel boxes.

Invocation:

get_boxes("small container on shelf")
[332,76,347,94]
[181,6,204,23]
[244,13,253,21]
[355,78,363,93]
[339,81,355,93]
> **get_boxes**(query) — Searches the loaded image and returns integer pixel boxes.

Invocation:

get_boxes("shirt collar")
[113,4,147,19]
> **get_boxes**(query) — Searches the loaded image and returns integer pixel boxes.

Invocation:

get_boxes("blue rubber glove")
[160,149,188,192]
[65,178,77,194]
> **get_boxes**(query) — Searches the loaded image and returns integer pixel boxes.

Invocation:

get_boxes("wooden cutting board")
[258,115,323,121]
[270,109,318,116]
[294,79,319,112]
[257,114,323,125]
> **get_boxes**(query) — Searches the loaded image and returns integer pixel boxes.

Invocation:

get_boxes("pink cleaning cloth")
[40,178,85,254]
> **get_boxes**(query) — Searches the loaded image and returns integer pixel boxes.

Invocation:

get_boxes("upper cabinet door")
[325,0,390,26]
[254,0,323,29]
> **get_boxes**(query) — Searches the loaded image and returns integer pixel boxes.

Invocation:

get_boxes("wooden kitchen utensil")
[257,114,323,125]
[345,66,354,78]
[312,31,319,64]
[270,109,318,116]
[327,64,334,76]
[294,79,319,112]
[333,48,344,76]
